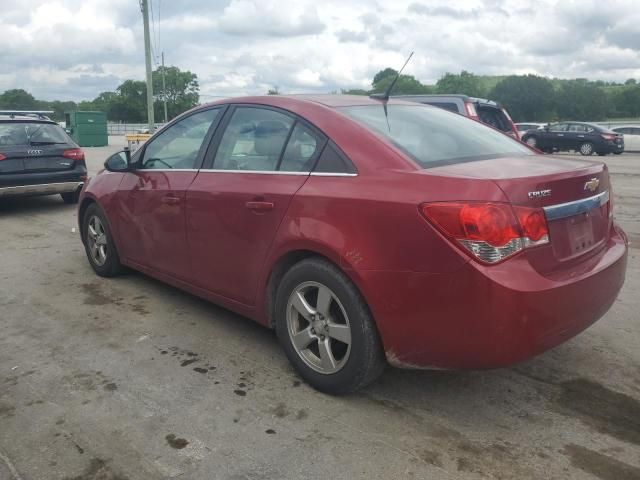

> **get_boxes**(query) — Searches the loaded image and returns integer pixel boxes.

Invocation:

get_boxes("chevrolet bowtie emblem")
[584,178,600,192]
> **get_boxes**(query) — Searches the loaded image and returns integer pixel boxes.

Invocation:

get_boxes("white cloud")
[0,0,639,101]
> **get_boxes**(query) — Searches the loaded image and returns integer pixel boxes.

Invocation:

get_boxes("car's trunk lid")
[0,144,76,174]
[429,155,612,271]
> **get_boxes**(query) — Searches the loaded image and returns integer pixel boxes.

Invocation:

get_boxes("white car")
[610,126,640,152]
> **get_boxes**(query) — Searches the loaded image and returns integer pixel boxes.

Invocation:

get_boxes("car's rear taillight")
[601,134,616,141]
[0,153,6,161]
[420,202,549,264]
[464,102,477,117]
[63,148,85,161]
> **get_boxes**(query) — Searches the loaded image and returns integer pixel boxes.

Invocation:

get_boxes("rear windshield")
[0,122,69,146]
[340,104,533,168]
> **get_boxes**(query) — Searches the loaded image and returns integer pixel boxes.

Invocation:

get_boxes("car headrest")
[254,121,289,156]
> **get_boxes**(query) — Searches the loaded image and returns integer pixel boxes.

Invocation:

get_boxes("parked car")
[394,94,520,139]
[0,111,87,203]
[521,122,624,156]
[610,125,640,152]
[515,122,545,133]
[79,96,627,394]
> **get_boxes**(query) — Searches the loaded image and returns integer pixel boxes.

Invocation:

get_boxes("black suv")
[521,121,624,156]
[0,111,87,203]
[393,94,520,139]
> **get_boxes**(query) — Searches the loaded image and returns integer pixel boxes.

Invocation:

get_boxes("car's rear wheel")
[525,136,537,148]
[275,257,385,394]
[61,190,80,204]
[82,203,125,277]
[579,142,594,156]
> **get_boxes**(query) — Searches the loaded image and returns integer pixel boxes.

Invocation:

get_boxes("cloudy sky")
[1,0,639,101]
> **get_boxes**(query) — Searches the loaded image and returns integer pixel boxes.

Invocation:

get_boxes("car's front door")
[185,106,325,305]
[546,122,570,150]
[114,107,223,280]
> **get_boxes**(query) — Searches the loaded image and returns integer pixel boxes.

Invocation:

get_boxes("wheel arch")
[261,247,373,331]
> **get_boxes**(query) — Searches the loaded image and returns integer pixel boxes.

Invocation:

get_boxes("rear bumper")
[360,225,628,370]
[599,142,624,153]
[0,181,84,197]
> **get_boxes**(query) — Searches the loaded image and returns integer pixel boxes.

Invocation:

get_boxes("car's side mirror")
[104,149,132,172]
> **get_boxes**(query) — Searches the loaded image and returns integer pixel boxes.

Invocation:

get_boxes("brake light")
[601,134,616,141]
[62,148,85,161]
[0,153,5,161]
[464,102,477,117]
[420,202,549,264]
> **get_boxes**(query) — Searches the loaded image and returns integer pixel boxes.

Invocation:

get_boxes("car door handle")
[162,195,181,205]
[245,201,274,212]
[557,134,564,136]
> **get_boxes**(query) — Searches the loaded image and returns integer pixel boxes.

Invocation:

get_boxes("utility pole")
[140,0,155,133]
[161,51,168,123]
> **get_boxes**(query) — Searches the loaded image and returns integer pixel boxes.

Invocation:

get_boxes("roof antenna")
[370,51,414,102]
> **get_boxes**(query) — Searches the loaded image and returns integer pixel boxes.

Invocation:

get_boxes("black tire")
[275,257,385,395]
[82,203,125,277]
[597,152,607,156]
[579,142,594,156]
[61,190,80,204]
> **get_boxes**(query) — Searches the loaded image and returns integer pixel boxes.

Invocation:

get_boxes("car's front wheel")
[82,203,125,277]
[275,258,385,394]
[579,142,594,156]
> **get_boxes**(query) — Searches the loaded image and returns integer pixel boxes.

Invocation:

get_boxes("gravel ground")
[0,139,638,480]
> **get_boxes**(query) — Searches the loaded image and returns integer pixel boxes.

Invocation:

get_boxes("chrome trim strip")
[198,169,310,176]
[310,172,358,177]
[0,181,83,197]
[136,169,198,172]
[543,190,609,221]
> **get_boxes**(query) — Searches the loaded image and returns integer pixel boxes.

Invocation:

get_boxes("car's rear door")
[185,105,326,305]
[113,107,224,280]
[547,123,570,150]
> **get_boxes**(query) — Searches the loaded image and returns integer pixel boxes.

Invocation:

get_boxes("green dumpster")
[64,111,108,147]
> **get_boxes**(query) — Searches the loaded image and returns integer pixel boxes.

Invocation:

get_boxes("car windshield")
[340,104,533,168]
[0,122,69,146]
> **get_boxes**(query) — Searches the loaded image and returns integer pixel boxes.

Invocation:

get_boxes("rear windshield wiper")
[29,141,66,145]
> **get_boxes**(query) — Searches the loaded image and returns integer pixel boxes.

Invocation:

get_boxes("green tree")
[152,66,199,121]
[0,89,39,110]
[435,71,486,97]
[555,80,608,121]
[489,75,555,122]
[371,70,431,95]
[267,86,280,95]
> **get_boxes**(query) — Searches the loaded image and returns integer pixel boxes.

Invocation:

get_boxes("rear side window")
[213,107,294,171]
[314,142,356,174]
[340,104,533,168]
[0,122,69,146]
[279,123,322,172]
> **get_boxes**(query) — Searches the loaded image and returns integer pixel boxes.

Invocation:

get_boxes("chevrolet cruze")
[79,95,628,394]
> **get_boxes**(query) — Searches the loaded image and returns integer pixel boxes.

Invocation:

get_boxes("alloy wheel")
[286,281,352,374]
[87,215,108,266]
[580,143,593,155]
[526,137,537,148]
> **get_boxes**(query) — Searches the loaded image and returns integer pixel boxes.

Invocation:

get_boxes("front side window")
[213,107,294,171]
[340,104,533,168]
[141,108,220,169]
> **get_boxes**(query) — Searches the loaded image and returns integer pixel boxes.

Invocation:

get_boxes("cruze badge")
[528,189,551,199]
[584,178,600,192]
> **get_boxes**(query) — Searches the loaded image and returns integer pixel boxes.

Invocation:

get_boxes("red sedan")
[79,95,628,394]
